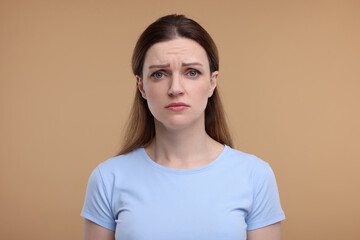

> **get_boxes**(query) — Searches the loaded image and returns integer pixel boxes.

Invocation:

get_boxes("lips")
[165,102,190,111]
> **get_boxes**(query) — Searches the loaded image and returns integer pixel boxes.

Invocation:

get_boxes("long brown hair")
[118,14,233,155]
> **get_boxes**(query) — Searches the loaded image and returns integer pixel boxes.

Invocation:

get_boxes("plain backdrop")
[1,0,359,239]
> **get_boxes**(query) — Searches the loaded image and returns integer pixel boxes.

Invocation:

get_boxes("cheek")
[144,84,164,102]
[192,81,211,97]
[190,84,211,109]
[143,85,165,115]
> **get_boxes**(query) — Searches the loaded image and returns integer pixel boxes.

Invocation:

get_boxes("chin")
[155,116,204,131]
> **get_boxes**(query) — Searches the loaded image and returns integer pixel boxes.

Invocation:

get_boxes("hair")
[118,14,233,155]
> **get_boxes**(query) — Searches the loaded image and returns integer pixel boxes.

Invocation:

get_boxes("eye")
[186,69,201,78]
[151,71,165,79]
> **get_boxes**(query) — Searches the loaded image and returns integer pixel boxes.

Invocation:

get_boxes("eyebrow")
[148,62,203,69]
[148,64,170,69]
[182,62,203,67]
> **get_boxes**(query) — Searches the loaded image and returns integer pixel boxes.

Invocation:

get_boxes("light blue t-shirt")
[81,145,285,239]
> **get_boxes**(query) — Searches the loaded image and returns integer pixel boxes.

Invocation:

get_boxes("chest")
[112,171,252,240]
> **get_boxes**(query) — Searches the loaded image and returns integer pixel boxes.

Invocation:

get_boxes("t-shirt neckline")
[140,145,229,175]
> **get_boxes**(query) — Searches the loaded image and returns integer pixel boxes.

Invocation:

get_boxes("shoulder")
[224,146,270,171]
[220,146,276,188]
[99,148,144,169]
[93,148,146,182]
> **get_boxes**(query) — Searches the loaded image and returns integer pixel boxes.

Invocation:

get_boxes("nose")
[168,73,184,97]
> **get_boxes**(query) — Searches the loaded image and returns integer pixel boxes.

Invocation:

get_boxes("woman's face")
[137,38,218,131]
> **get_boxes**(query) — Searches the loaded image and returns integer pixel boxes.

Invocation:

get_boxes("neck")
[145,120,223,169]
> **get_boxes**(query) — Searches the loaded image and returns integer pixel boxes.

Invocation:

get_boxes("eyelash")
[186,69,201,77]
[150,69,201,79]
[150,71,166,79]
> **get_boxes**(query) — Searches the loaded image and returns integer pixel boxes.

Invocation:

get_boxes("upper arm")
[83,219,115,240]
[246,163,285,230]
[247,222,282,240]
[81,166,116,231]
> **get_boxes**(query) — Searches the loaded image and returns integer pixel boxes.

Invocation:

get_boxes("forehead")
[143,38,209,66]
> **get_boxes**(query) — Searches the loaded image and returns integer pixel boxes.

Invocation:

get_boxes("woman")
[81,14,285,240]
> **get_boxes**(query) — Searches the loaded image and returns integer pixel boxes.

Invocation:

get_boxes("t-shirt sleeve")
[81,166,116,231]
[246,163,285,230]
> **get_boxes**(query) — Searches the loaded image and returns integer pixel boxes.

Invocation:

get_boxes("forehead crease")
[144,39,208,68]
[149,53,189,67]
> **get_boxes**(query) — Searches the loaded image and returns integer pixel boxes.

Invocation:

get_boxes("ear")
[136,75,146,99]
[208,71,218,97]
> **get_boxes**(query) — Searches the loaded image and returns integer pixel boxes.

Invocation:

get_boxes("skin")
[83,38,282,239]
[247,222,282,240]
[137,38,222,169]
[83,219,114,240]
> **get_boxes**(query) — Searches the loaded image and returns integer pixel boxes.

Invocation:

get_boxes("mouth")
[165,102,190,111]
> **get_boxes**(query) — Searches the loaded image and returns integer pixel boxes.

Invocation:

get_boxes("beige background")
[1,0,359,239]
